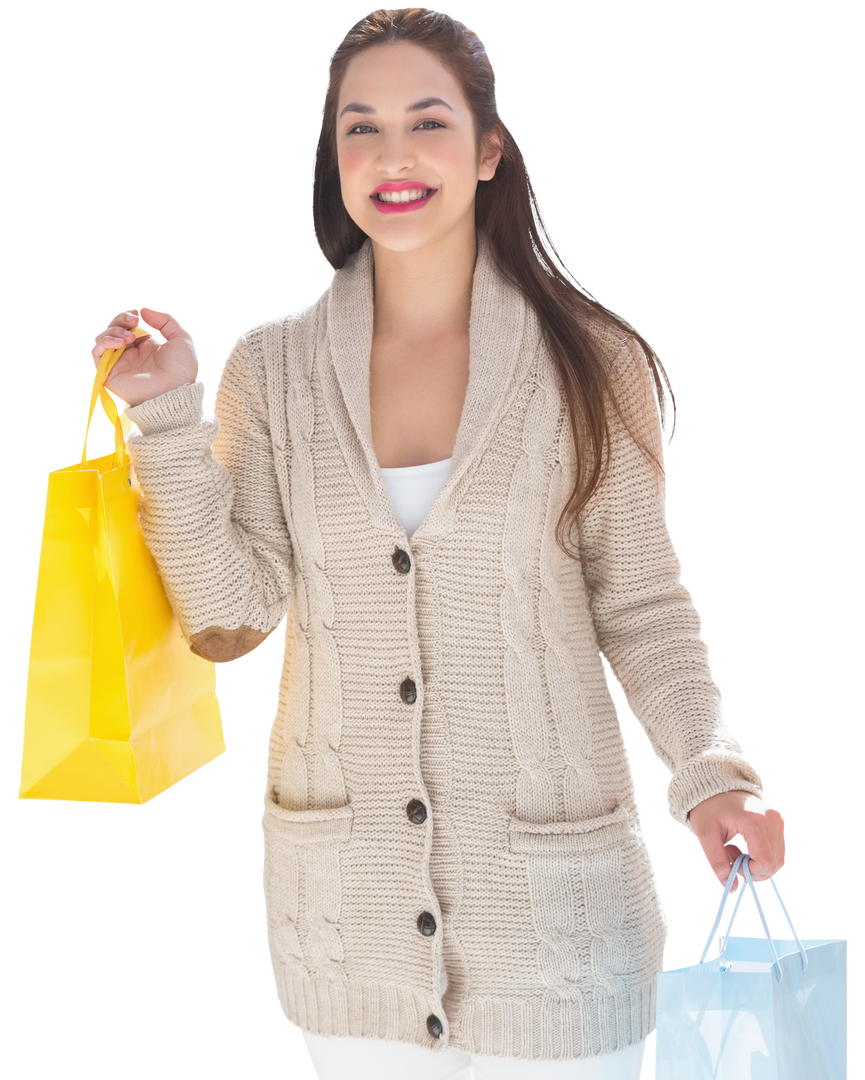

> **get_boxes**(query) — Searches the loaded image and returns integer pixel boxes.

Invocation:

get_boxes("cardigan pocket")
[506,806,655,991]
[262,794,354,992]
[262,796,355,844]
[507,805,630,855]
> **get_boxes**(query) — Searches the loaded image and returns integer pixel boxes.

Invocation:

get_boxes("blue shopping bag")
[656,853,846,1079]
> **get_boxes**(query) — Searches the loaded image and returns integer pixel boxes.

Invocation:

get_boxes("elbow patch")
[189,624,273,662]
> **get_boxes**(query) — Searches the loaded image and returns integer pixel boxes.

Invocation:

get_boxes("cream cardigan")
[124,235,763,1061]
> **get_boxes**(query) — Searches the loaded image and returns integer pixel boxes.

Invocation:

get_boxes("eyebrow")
[339,97,454,120]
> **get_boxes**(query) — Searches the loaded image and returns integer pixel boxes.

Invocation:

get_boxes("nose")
[376,129,416,176]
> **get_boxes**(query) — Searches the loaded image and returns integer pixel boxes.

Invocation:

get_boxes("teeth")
[376,188,432,203]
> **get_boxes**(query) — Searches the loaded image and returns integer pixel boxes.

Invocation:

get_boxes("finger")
[771,809,785,868]
[139,306,188,341]
[91,328,139,365]
[699,841,746,891]
[747,803,790,876]
[724,843,744,891]
[95,326,137,348]
[743,844,772,880]
[91,311,141,363]
[741,815,783,881]
[114,308,139,327]
[742,846,777,881]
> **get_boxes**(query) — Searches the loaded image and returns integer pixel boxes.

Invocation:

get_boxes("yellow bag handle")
[81,324,152,470]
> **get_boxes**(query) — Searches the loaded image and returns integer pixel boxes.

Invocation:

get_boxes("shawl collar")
[325,232,531,538]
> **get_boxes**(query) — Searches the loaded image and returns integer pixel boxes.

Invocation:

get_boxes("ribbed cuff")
[665,756,764,838]
[124,382,204,435]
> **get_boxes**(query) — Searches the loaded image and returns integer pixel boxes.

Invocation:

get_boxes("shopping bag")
[656,852,846,1079]
[19,329,225,803]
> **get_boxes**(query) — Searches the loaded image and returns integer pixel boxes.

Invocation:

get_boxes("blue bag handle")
[698,852,808,982]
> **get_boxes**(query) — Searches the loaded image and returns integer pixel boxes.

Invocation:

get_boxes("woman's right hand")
[92,307,199,407]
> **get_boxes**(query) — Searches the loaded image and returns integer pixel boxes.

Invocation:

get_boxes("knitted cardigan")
[124,235,763,1061]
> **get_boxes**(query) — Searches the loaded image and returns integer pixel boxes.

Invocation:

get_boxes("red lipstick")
[371,180,437,214]
[372,181,434,192]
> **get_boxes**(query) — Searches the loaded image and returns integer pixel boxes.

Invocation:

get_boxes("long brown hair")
[313,8,674,558]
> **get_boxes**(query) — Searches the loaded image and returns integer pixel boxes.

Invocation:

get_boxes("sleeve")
[122,333,293,656]
[577,333,763,829]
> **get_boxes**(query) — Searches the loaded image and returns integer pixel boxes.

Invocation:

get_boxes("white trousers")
[302,1031,646,1080]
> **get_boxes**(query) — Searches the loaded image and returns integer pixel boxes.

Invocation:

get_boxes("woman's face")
[336,41,501,254]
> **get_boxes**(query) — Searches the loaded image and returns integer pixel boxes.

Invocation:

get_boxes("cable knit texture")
[124,235,763,1061]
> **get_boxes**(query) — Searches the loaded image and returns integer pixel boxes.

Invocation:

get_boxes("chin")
[367,229,440,254]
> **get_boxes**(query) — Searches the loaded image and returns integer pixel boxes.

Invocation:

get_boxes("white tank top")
[379,456,452,539]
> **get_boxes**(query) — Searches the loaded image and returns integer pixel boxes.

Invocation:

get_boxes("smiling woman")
[88,7,784,1080]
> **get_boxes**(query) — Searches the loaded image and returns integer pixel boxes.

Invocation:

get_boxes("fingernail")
[125,311,136,321]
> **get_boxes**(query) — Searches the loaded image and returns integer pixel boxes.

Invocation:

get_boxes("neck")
[370,221,477,341]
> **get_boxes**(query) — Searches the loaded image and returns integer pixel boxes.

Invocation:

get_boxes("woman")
[92,8,784,1078]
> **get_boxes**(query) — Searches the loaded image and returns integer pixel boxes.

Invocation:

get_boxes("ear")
[478,127,504,181]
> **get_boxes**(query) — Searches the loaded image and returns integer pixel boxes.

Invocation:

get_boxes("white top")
[379,456,452,538]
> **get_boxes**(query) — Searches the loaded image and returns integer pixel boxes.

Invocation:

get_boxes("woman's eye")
[345,119,442,134]
[416,119,444,131]
[347,124,376,135]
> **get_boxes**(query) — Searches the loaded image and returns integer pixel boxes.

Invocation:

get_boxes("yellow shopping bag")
[19,329,225,802]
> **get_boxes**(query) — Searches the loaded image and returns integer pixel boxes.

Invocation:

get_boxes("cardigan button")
[399,678,417,705]
[406,799,427,824]
[417,911,437,936]
[392,547,411,574]
[426,1014,444,1039]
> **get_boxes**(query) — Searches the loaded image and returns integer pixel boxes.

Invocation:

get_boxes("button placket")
[391,543,445,1034]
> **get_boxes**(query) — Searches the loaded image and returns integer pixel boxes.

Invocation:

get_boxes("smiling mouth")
[374,188,436,203]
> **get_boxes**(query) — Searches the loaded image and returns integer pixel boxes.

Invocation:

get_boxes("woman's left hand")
[687,790,785,891]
